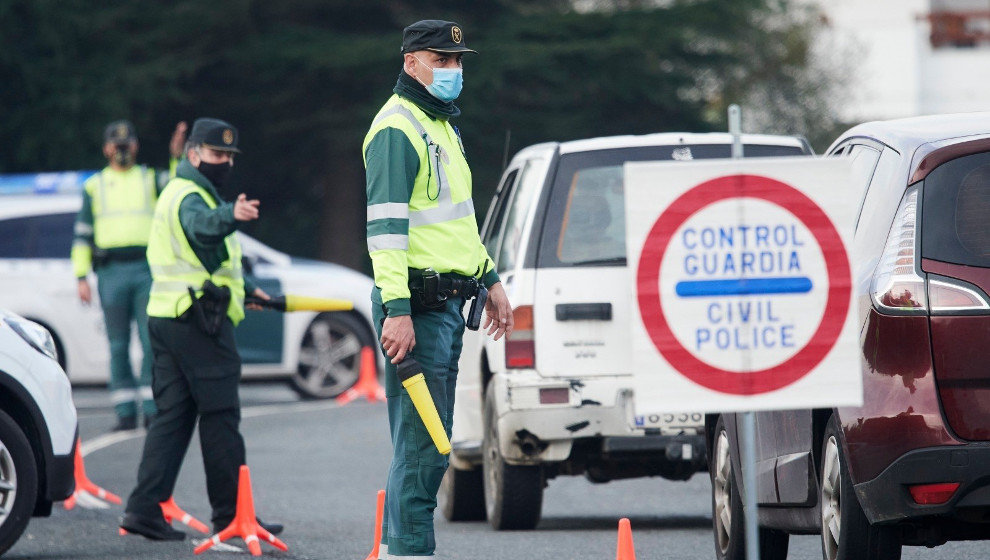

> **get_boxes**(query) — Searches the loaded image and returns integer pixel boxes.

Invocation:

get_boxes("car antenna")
[501,129,511,172]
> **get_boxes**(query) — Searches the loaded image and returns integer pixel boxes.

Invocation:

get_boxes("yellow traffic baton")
[245,294,353,312]
[396,357,451,455]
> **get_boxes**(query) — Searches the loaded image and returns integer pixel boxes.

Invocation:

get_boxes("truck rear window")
[539,144,807,268]
[922,151,990,267]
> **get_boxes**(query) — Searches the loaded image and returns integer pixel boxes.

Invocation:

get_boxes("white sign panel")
[626,157,862,415]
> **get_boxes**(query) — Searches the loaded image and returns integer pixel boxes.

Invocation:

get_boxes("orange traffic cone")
[364,490,386,560]
[120,496,208,536]
[616,518,636,560]
[161,496,210,533]
[336,346,385,405]
[193,465,287,557]
[63,437,121,510]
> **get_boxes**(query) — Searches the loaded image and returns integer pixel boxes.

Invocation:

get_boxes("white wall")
[810,0,990,121]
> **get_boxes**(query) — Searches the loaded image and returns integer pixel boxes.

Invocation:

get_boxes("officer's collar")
[393,71,460,120]
[176,158,225,203]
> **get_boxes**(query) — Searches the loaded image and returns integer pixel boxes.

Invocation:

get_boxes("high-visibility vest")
[87,166,157,248]
[362,95,491,302]
[145,178,245,325]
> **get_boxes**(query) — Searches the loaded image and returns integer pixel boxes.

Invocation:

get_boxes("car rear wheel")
[439,464,486,521]
[711,415,788,560]
[820,414,901,560]
[482,380,542,530]
[0,409,38,556]
[290,312,374,400]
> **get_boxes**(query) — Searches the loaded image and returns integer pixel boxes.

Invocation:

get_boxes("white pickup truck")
[439,132,812,530]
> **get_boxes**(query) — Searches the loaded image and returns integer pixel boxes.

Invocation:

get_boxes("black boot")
[111,416,138,432]
[121,512,186,541]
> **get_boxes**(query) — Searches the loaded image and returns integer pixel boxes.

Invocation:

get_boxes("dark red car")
[707,113,990,560]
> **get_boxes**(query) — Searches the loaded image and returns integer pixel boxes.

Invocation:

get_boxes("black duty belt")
[408,268,480,313]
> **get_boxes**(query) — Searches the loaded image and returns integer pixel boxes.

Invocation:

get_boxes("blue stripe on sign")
[675,277,813,297]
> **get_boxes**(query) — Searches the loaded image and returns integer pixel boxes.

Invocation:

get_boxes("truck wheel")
[711,415,788,560]
[0,409,38,556]
[439,464,486,521]
[820,414,900,560]
[482,381,542,530]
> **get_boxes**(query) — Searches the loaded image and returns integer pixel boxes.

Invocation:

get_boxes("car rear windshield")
[538,143,807,268]
[922,150,990,267]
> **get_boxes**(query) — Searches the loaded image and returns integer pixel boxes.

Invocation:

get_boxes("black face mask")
[197,160,232,187]
[113,144,135,167]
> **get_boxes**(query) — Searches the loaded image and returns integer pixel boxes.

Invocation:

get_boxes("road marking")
[81,400,348,457]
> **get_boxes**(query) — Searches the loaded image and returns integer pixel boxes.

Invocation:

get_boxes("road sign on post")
[625,152,862,415]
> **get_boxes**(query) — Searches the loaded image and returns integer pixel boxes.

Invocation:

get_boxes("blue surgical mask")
[415,57,463,102]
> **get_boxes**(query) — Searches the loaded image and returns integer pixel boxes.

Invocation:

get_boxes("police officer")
[121,118,281,540]
[72,119,187,431]
[363,20,513,558]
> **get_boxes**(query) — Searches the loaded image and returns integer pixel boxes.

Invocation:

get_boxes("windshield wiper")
[568,256,626,266]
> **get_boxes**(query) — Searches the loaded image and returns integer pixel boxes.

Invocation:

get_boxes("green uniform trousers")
[125,316,245,526]
[372,287,465,558]
[95,259,155,419]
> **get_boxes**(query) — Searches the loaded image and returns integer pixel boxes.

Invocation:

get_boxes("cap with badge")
[188,118,240,153]
[401,20,477,54]
[104,120,137,144]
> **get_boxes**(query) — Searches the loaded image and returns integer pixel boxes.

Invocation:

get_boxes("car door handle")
[555,303,612,321]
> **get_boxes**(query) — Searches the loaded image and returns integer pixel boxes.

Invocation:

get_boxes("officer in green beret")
[121,118,282,541]
[363,20,514,558]
[72,119,187,431]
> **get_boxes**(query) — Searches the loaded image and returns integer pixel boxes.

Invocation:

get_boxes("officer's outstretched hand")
[234,194,260,221]
[483,282,513,341]
[381,315,415,364]
[246,288,270,311]
[169,121,188,158]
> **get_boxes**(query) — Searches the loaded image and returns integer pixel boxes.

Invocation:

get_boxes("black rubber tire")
[439,464,486,521]
[289,312,376,400]
[820,414,901,560]
[0,408,38,556]
[482,380,543,530]
[711,415,789,560]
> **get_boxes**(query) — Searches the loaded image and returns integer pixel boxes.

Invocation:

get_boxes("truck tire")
[439,464,486,521]
[0,408,38,556]
[711,415,788,560]
[482,380,542,530]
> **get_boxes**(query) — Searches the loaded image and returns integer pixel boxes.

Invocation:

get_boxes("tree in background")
[0,0,847,272]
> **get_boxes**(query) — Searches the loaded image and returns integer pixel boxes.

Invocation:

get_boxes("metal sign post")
[728,103,760,560]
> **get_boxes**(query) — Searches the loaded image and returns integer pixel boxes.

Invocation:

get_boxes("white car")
[0,175,379,399]
[0,308,77,555]
[440,133,813,530]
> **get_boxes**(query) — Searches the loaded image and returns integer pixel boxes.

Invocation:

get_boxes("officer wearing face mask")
[363,20,513,559]
[72,119,187,432]
[121,118,282,541]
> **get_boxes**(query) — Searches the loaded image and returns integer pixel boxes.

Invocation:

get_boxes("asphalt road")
[10,383,985,559]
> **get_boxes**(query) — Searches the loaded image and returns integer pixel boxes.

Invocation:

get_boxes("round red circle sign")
[636,174,851,395]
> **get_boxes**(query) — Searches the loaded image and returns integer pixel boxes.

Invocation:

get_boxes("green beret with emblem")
[104,120,137,143]
[188,118,240,153]
[401,20,477,54]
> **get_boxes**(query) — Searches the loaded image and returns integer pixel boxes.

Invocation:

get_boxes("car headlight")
[1,311,59,362]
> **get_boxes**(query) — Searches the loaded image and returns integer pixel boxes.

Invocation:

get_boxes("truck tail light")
[908,482,960,505]
[505,305,534,369]
[871,186,927,313]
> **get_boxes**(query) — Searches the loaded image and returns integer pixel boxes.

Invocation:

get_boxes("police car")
[0,172,378,399]
[0,308,77,554]
[439,133,813,529]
